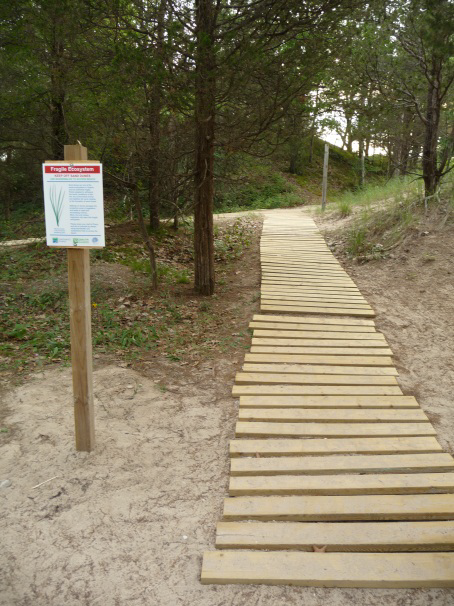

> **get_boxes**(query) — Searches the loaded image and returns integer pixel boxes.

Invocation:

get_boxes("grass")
[0,217,260,377]
[333,176,421,213]
[340,177,436,260]
[336,199,353,217]
[346,195,418,259]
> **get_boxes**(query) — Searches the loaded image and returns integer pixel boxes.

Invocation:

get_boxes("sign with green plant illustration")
[43,162,105,247]
[49,185,65,226]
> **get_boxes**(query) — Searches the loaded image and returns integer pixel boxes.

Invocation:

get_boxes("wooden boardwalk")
[201,211,454,588]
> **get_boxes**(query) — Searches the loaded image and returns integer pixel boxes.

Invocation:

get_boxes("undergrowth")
[0,217,260,376]
[343,173,453,260]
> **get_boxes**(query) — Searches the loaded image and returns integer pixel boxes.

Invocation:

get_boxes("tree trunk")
[147,88,161,231]
[308,131,315,164]
[4,148,12,221]
[147,0,166,231]
[358,139,365,188]
[194,0,215,296]
[134,185,158,290]
[50,34,68,160]
[422,65,442,197]
[345,112,353,153]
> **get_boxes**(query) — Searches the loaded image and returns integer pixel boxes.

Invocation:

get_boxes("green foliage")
[0,216,258,374]
[214,156,300,212]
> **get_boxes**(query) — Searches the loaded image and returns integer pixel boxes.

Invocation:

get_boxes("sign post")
[321,142,329,211]
[43,144,104,451]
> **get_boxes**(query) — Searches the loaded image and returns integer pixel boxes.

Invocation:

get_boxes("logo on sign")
[92,237,98,243]
[53,237,58,243]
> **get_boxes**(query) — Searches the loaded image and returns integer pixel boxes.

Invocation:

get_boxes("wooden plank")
[261,293,368,301]
[261,292,366,301]
[261,281,360,287]
[202,550,454,587]
[260,294,365,300]
[201,551,454,588]
[261,256,340,263]
[261,263,344,270]
[261,254,339,258]
[252,331,384,340]
[222,493,454,521]
[262,292,366,299]
[252,314,375,326]
[249,322,376,332]
[261,286,363,294]
[262,279,357,286]
[261,300,373,310]
[261,256,340,262]
[262,271,352,278]
[251,338,386,347]
[262,269,346,276]
[232,385,403,396]
[261,305,376,317]
[262,261,341,267]
[261,302,373,311]
[229,473,454,496]
[262,260,343,264]
[261,266,352,272]
[230,436,443,457]
[262,272,354,280]
[234,372,397,386]
[262,275,356,281]
[261,253,345,264]
[260,250,334,254]
[235,421,436,438]
[242,363,397,375]
[230,453,454,476]
[260,243,330,247]
[237,408,427,423]
[215,520,454,552]
[261,262,345,269]
[245,354,394,366]
[250,346,393,355]
[238,395,419,408]
[261,294,368,303]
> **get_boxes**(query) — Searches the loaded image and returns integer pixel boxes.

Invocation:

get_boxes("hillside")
[213,137,386,213]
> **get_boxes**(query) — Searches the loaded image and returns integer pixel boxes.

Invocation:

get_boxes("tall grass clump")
[346,184,419,259]
[336,199,353,217]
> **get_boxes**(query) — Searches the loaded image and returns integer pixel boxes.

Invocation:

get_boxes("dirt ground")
[1,208,454,605]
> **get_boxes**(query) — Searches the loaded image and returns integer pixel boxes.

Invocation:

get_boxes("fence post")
[321,143,329,210]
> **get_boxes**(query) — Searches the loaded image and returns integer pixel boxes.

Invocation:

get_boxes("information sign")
[43,162,105,247]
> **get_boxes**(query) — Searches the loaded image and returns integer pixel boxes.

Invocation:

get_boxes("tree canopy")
[1,0,453,290]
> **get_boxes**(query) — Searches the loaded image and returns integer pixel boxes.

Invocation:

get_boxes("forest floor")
[1,208,454,605]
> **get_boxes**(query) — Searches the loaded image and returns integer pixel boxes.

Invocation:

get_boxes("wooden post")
[321,142,329,211]
[65,144,95,451]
